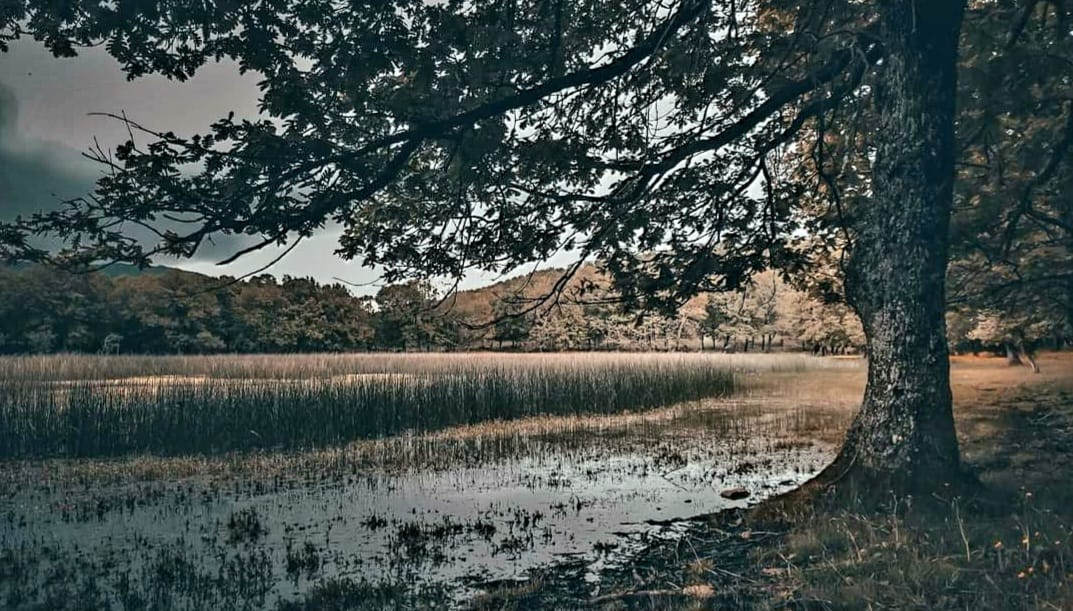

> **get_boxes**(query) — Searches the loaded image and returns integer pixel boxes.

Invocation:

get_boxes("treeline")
[4,263,1065,356]
[0,264,862,355]
[0,266,376,354]
[481,270,866,355]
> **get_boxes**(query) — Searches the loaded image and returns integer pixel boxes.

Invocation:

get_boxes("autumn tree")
[0,0,1001,492]
[491,299,532,348]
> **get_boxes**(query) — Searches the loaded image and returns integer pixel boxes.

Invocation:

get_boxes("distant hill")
[0,258,871,355]
[443,264,604,324]
[3,261,177,278]
[97,263,178,278]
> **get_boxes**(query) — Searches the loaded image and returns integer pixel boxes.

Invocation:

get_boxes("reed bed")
[0,352,858,459]
[0,351,853,381]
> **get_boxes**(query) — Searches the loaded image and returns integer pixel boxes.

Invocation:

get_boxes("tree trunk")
[1005,343,1023,366]
[1021,349,1040,374]
[1012,337,1040,373]
[825,0,966,493]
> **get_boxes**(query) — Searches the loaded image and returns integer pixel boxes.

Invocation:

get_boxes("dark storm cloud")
[0,42,268,262]
[0,81,261,262]
[0,83,98,220]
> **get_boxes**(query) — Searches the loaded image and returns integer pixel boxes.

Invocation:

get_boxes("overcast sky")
[0,41,569,294]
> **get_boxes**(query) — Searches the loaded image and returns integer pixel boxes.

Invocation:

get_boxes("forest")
[0,260,1056,357]
[2,261,1068,358]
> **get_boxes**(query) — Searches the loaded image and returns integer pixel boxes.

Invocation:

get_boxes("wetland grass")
[0,351,848,382]
[0,352,868,610]
[0,352,802,458]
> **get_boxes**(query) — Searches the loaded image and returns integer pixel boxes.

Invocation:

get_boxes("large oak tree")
[2,0,1046,492]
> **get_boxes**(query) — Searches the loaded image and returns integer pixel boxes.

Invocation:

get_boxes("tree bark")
[1005,343,1023,366]
[826,0,967,493]
[1022,349,1040,374]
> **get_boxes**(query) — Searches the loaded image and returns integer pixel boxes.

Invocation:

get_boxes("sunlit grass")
[0,352,858,459]
[0,351,855,381]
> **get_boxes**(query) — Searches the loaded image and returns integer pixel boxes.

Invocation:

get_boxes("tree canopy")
[3,0,1072,492]
[0,0,881,311]
[4,2,1067,319]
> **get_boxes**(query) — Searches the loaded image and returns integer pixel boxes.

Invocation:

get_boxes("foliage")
[948,1,1073,347]
[0,0,878,315]
[0,263,868,354]
[0,265,378,354]
[780,1,1073,348]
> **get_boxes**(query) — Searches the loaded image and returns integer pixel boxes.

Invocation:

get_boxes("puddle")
[0,401,835,607]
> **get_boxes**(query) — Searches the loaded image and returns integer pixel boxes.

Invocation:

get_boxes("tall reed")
[0,354,756,458]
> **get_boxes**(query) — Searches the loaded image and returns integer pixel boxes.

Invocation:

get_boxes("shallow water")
[0,400,835,608]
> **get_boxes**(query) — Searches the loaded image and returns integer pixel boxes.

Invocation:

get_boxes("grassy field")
[0,352,853,459]
[753,354,1073,611]
[0,353,724,458]
[0,351,862,610]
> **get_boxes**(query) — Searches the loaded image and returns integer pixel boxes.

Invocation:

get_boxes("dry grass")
[742,352,1073,611]
[0,351,854,382]
[0,351,860,460]
[0,352,858,489]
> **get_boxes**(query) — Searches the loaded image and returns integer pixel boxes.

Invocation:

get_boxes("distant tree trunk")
[823,0,966,493]
[1005,342,1023,366]
[1012,337,1040,373]
[1022,348,1040,374]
